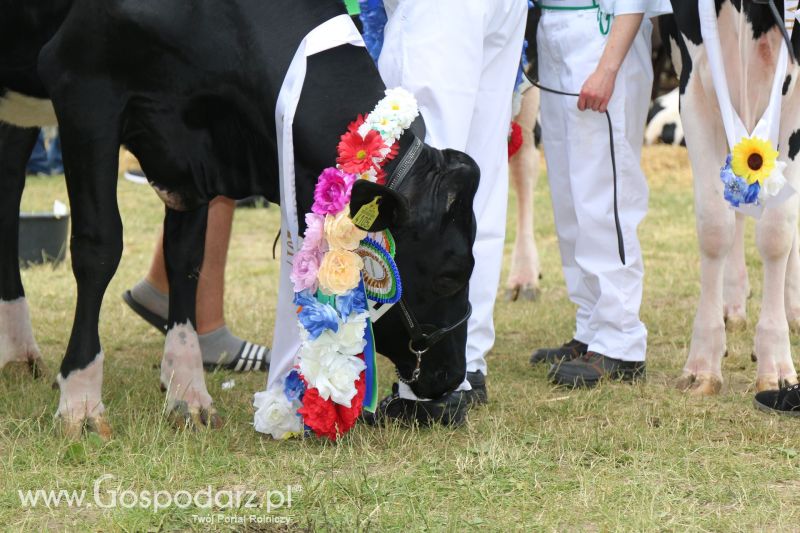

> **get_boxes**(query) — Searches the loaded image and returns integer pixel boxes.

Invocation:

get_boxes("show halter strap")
[699,0,795,216]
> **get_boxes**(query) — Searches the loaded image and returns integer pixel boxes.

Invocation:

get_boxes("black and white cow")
[645,87,685,146]
[0,0,479,438]
[663,1,800,395]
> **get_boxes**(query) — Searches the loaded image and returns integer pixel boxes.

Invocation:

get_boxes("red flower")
[347,115,366,135]
[298,387,338,440]
[508,121,523,159]
[338,130,387,175]
[297,371,366,441]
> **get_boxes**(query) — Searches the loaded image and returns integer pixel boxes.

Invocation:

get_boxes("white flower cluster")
[253,388,303,440]
[297,312,368,406]
[358,88,420,154]
[760,160,788,200]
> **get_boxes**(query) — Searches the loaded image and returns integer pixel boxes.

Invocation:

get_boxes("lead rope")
[524,72,626,265]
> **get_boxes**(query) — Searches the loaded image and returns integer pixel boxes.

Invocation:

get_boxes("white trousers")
[378,0,527,396]
[537,9,652,362]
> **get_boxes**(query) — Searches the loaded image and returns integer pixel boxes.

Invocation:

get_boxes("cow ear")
[349,180,408,232]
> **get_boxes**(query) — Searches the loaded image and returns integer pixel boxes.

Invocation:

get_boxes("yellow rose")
[324,208,367,251]
[318,250,363,295]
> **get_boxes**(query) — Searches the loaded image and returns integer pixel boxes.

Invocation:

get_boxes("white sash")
[698,0,794,217]
[265,15,366,397]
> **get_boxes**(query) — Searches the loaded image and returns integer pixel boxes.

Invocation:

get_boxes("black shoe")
[360,383,469,427]
[530,338,588,366]
[548,351,646,388]
[753,383,800,417]
[466,370,488,406]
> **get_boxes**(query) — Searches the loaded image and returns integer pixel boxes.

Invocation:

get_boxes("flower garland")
[253,88,419,441]
[720,137,786,208]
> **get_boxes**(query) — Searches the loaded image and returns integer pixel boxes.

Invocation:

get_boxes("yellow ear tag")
[351,196,382,230]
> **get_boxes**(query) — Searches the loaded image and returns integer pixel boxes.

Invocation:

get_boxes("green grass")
[2,146,800,531]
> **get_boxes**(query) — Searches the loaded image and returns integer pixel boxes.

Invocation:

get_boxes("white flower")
[761,161,787,198]
[358,121,372,139]
[253,387,303,439]
[299,348,365,406]
[365,114,403,143]
[358,168,379,182]
[300,312,367,357]
[356,88,419,152]
[380,88,419,129]
[339,312,369,347]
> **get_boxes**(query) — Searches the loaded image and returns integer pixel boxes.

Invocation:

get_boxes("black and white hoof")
[161,322,222,430]
[0,298,47,378]
[55,353,111,440]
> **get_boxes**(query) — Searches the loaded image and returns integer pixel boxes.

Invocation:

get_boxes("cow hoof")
[677,372,722,396]
[3,356,47,379]
[168,401,223,430]
[0,298,44,377]
[724,316,747,332]
[57,414,112,441]
[755,376,780,393]
[505,284,540,302]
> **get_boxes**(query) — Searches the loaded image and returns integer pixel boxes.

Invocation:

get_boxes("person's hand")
[577,67,617,113]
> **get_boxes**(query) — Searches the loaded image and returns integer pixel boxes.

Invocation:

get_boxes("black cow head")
[350,141,479,400]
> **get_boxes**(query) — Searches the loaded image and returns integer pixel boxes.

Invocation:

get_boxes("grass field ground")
[2,145,800,531]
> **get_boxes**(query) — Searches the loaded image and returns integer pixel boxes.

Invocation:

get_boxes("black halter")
[383,136,474,385]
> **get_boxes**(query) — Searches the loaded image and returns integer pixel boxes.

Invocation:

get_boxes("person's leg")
[462,1,528,381]
[530,9,595,364]
[48,130,63,175]
[378,0,525,404]
[26,130,50,176]
[547,15,651,387]
[126,196,269,370]
[571,21,651,363]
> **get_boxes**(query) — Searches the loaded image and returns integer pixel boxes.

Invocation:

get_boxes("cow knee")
[70,225,123,287]
[696,216,734,260]
[756,209,797,260]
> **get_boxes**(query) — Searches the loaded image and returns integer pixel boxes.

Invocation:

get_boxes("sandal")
[203,342,270,373]
[122,290,168,335]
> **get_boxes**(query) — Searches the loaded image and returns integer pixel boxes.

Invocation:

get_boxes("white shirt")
[597,0,672,18]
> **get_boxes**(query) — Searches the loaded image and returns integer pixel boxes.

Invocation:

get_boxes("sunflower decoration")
[731,137,778,185]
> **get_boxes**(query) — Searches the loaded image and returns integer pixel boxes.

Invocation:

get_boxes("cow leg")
[52,86,121,440]
[0,124,45,376]
[678,191,733,395]
[160,207,221,429]
[753,199,799,391]
[722,213,749,330]
[677,85,732,395]
[506,87,541,302]
[784,228,800,332]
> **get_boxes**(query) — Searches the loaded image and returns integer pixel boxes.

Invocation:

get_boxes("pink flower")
[312,168,356,216]
[291,247,323,293]
[302,213,326,253]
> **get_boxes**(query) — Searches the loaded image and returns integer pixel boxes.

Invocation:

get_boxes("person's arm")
[577,13,644,113]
